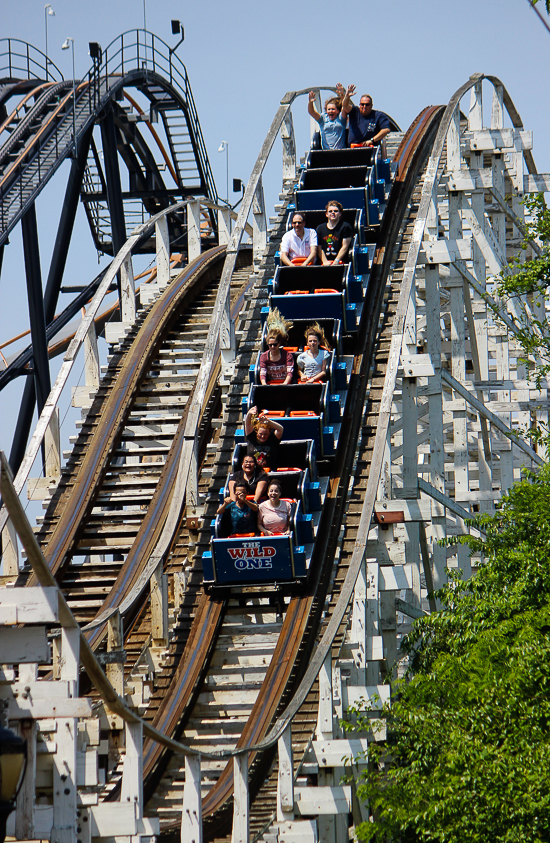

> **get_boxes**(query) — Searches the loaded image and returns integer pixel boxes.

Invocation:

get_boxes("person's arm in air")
[308,91,322,122]
[341,83,356,115]
[244,406,258,436]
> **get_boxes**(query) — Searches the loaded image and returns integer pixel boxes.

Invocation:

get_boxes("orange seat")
[277,467,301,472]
[266,377,286,385]
[289,410,317,417]
[291,256,307,265]
[314,288,339,294]
[263,410,285,417]
[282,346,299,352]
[285,290,309,295]
[229,532,257,538]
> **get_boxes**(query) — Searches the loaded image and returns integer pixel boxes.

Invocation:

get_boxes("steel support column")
[100,107,127,300]
[8,128,93,476]
[21,204,51,418]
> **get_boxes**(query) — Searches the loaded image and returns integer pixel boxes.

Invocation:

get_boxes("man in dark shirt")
[336,84,391,148]
[316,201,353,265]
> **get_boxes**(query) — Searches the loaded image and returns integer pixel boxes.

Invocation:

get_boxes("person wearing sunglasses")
[280,213,317,267]
[336,83,391,148]
[259,333,295,385]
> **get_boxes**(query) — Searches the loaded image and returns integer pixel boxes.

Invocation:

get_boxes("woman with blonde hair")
[259,308,295,385]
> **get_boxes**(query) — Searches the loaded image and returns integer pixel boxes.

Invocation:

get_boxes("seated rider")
[217,482,258,537]
[258,480,292,536]
[244,406,284,470]
[297,324,331,384]
[260,308,295,385]
[228,454,268,504]
[280,213,317,267]
[307,90,351,150]
[336,83,391,148]
[316,201,353,266]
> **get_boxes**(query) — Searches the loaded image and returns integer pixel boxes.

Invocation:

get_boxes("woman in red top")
[259,332,295,385]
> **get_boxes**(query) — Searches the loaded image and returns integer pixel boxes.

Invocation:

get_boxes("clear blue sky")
[1,0,549,481]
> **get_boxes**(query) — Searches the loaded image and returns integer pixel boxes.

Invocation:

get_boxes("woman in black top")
[228,454,268,503]
[244,406,284,470]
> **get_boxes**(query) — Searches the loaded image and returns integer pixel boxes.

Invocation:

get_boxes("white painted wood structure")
[1,75,549,843]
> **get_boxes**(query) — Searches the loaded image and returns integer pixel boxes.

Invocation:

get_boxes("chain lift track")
[1,67,549,843]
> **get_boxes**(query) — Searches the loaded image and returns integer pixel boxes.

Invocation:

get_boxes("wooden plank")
[374,500,431,521]
[0,681,72,699]
[77,748,98,786]
[89,802,137,837]
[276,820,317,842]
[464,128,532,151]
[0,626,48,663]
[308,739,369,767]
[419,238,472,264]
[294,786,352,815]
[524,173,550,192]
[447,168,493,190]
[182,754,202,843]
[346,684,391,710]
[233,753,249,843]
[379,565,413,591]
[8,697,93,719]
[0,586,59,623]
[278,725,294,821]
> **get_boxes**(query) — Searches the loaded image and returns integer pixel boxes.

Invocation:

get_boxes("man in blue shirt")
[337,84,391,148]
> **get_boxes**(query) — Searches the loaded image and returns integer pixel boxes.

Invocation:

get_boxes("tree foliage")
[492,195,550,392]
[352,465,550,842]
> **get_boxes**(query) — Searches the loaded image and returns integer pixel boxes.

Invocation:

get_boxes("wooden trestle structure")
[1,72,549,843]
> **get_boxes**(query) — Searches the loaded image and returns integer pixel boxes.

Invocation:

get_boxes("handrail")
[0,38,64,82]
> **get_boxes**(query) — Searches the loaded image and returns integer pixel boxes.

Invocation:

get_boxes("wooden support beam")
[217,208,231,245]
[52,718,78,843]
[83,315,100,389]
[252,176,267,263]
[317,652,333,738]
[15,718,37,839]
[182,754,202,843]
[277,724,294,822]
[294,786,352,816]
[281,108,296,181]
[232,753,249,843]
[188,200,202,263]
[120,254,136,324]
[121,720,143,816]
[441,370,543,465]
[155,215,170,289]
[151,562,169,646]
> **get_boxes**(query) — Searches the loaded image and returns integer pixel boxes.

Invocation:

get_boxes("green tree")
[350,465,550,842]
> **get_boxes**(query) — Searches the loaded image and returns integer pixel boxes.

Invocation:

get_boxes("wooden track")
[12,106,444,842]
